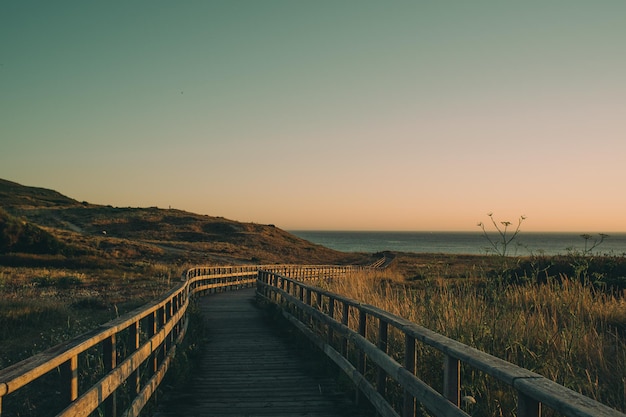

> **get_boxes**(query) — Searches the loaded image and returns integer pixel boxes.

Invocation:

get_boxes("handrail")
[256,270,626,417]
[0,264,353,417]
[5,263,620,417]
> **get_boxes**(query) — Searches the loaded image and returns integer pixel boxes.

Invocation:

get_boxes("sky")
[1,2,625,232]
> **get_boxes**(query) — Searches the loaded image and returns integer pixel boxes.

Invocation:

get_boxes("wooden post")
[403,334,417,417]
[298,286,305,322]
[341,303,349,357]
[305,289,312,324]
[266,275,271,302]
[518,392,541,417]
[103,335,117,417]
[357,310,367,404]
[263,272,269,300]
[327,296,335,347]
[157,306,169,360]
[258,271,264,298]
[60,355,78,405]
[167,300,175,347]
[377,320,388,397]
[443,355,460,406]
[266,273,272,300]
[148,311,158,373]
[129,322,140,394]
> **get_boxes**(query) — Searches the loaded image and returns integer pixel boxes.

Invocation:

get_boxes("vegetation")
[0,208,65,255]
[477,213,526,257]
[320,263,626,416]
[575,232,610,256]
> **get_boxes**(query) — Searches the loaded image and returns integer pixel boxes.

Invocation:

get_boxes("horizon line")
[287,229,626,234]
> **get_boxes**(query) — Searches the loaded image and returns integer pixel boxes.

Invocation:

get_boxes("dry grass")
[320,269,626,415]
[0,263,179,368]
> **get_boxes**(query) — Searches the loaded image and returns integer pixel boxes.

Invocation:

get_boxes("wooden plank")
[514,377,621,417]
[155,289,369,417]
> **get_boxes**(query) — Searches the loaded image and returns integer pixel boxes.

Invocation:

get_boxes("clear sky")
[1,2,625,232]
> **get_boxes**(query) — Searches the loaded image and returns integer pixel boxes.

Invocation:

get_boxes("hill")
[0,178,369,266]
[0,208,65,255]
[0,178,80,208]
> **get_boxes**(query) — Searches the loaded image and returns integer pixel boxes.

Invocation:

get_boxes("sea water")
[289,231,626,256]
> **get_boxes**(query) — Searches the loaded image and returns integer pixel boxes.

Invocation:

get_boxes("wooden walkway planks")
[155,288,364,417]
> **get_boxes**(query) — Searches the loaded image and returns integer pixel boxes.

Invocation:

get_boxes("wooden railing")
[256,270,626,417]
[3,264,623,417]
[0,264,356,417]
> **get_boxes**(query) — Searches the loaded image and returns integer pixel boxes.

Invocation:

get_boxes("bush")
[0,208,64,255]
[506,255,626,291]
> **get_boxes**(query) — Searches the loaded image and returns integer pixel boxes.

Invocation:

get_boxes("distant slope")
[0,179,80,208]
[0,179,370,265]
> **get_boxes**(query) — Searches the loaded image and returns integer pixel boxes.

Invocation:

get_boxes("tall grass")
[0,263,180,369]
[320,270,626,415]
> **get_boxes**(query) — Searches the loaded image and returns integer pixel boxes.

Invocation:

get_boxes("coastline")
[290,230,626,257]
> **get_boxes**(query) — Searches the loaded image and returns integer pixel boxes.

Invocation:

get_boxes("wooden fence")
[2,265,623,417]
[0,265,354,417]
[256,269,626,417]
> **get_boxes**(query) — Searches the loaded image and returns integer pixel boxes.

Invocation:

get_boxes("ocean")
[289,231,626,256]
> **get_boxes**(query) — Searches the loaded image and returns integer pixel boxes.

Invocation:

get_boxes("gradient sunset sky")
[1,2,625,232]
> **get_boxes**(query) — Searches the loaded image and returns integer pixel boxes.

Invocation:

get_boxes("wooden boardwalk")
[155,288,365,417]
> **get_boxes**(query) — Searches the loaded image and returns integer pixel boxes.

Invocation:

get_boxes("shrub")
[0,208,64,255]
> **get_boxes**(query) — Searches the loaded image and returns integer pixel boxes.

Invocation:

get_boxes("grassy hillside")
[0,179,369,266]
[0,178,80,208]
